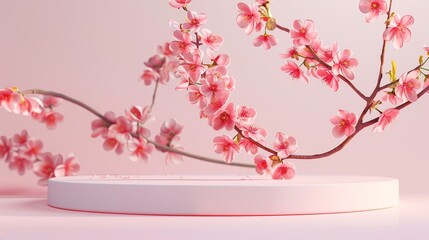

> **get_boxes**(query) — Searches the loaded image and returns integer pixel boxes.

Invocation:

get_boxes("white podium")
[48,175,399,215]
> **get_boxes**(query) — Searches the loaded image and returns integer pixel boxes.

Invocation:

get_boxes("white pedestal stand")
[48,175,398,216]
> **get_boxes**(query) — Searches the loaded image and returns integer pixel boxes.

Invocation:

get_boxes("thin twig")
[375,0,393,89]
[275,23,290,33]
[148,79,160,114]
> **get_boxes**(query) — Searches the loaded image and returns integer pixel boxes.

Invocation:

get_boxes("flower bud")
[266,17,277,31]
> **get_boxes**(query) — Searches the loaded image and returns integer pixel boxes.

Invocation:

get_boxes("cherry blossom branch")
[22,89,114,124]
[21,89,254,168]
[287,79,429,160]
[306,46,368,101]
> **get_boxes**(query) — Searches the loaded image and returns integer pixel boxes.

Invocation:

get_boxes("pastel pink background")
[1,0,428,196]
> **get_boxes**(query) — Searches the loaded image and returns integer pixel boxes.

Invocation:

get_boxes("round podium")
[48,175,399,215]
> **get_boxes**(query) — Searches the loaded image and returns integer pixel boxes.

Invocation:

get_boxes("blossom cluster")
[164,0,299,179]
[0,130,79,186]
[236,0,278,50]
[90,106,185,165]
[0,88,64,129]
[237,0,428,139]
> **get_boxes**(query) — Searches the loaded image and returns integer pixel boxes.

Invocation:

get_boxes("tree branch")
[22,89,253,168]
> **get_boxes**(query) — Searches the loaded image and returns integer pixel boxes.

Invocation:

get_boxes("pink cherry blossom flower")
[318,41,339,63]
[225,76,236,91]
[213,135,240,163]
[239,123,267,143]
[103,125,127,155]
[207,50,230,67]
[237,105,257,123]
[24,139,43,160]
[40,111,64,130]
[359,0,388,23]
[187,85,208,109]
[373,108,400,132]
[254,155,270,175]
[13,130,28,146]
[42,95,61,109]
[91,111,116,138]
[169,30,195,54]
[206,66,229,82]
[0,88,21,113]
[183,11,207,31]
[281,60,309,83]
[9,155,32,175]
[201,29,224,51]
[140,69,160,86]
[281,46,300,60]
[239,138,263,155]
[273,132,298,159]
[290,19,318,46]
[181,49,205,83]
[395,70,421,102]
[125,105,152,124]
[332,49,359,80]
[157,42,177,58]
[159,59,179,85]
[330,109,357,138]
[236,2,262,35]
[54,154,80,177]
[0,136,13,162]
[253,34,278,50]
[110,116,132,138]
[381,91,401,105]
[165,144,184,165]
[155,134,169,147]
[316,67,340,91]
[175,66,193,90]
[103,135,124,155]
[159,118,184,142]
[383,15,414,49]
[201,75,229,99]
[169,20,180,31]
[296,38,322,59]
[137,126,151,140]
[128,137,155,163]
[203,94,229,116]
[144,55,166,71]
[211,102,236,131]
[271,162,296,180]
[33,152,62,186]
[168,0,191,8]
